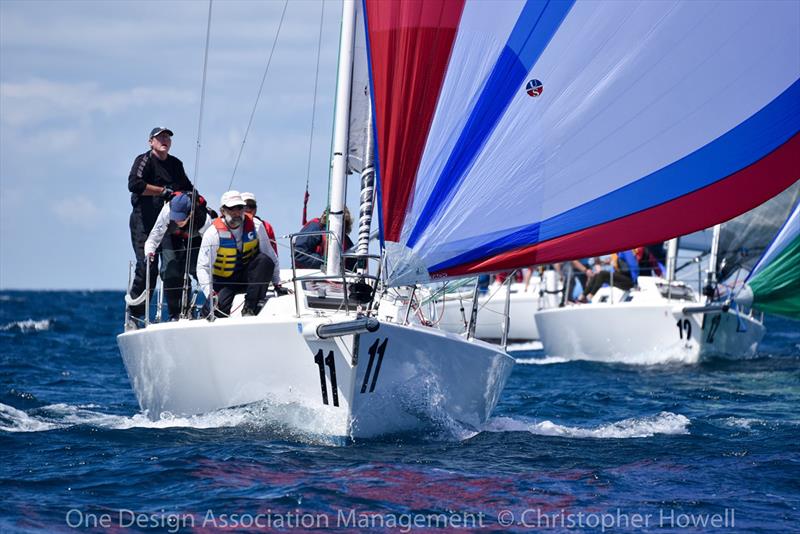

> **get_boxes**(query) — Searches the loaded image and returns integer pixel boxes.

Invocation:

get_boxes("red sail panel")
[365,0,465,242]
[434,133,800,277]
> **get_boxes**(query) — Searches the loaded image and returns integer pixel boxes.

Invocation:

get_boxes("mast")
[325,0,357,276]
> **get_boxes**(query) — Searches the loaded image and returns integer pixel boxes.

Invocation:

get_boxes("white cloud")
[0,79,195,127]
[51,195,101,228]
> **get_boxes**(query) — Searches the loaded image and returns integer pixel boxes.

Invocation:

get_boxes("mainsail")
[743,203,800,319]
[362,0,800,286]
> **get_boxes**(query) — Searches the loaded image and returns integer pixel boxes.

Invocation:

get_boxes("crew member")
[293,207,354,270]
[196,191,286,317]
[241,192,278,255]
[144,193,213,320]
[127,127,194,326]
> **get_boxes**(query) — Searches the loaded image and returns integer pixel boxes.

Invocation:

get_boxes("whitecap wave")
[483,411,691,439]
[515,356,569,365]
[0,403,58,432]
[721,417,765,430]
[0,402,345,445]
[1,319,52,333]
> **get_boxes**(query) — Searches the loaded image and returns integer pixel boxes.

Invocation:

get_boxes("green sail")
[748,233,800,319]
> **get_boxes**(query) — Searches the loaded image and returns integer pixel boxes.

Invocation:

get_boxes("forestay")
[362,0,800,286]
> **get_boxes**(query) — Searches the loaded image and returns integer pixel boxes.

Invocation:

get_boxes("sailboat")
[118,0,799,439]
[432,270,560,344]
[535,183,799,364]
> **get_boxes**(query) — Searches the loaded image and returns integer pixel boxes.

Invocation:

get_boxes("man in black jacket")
[127,127,194,326]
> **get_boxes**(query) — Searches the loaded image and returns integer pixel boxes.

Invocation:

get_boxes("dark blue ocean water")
[1,291,798,533]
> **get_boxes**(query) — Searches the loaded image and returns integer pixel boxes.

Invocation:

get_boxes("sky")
[1,0,350,289]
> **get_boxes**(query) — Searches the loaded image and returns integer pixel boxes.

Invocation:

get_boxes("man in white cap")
[241,192,278,255]
[196,191,286,317]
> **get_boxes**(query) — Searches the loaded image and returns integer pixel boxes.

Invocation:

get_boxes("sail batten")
[363,0,800,286]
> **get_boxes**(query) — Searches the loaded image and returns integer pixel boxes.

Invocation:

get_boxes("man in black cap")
[126,127,194,327]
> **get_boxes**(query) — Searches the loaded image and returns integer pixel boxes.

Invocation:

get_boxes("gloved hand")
[274,285,291,296]
[160,187,175,200]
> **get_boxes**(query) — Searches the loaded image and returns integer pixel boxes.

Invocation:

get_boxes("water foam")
[1,319,52,333]
[539,347,696,366]
[484,411,691,439]
[0,403,59,432]
[721,417,766,430]
[0,402,345,445]
[0,402,229,432]
[515,356,569,365]
[507,341,543,352]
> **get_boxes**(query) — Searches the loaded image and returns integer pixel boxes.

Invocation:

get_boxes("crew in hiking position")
[197,191,286,317]
[127,127,194,325]
[144,193,214,320]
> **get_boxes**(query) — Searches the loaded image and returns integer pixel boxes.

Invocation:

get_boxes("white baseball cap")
[241,192,257,203]
[220,190,245,208]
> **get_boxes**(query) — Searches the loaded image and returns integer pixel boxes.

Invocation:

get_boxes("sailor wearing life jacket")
[196,191,285,317]
[293,207,355,269]
[144,192,213,320]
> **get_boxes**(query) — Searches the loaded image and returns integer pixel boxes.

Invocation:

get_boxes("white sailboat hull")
[536,303,765,365]
[536,303,702,364]
[118,310,514,439]
[534,276,765,364]
[698,310,765,360]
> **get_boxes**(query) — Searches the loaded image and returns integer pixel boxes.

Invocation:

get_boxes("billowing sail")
[362,0,800,286]
[716,182,800,282]
[744,202,800,319]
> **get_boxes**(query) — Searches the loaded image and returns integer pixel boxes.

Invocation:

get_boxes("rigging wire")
[227,0,290,190]
[302,0,326,226]
[181,0,214,317]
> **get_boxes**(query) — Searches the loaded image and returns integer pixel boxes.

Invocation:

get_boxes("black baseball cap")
[149,127,174,139]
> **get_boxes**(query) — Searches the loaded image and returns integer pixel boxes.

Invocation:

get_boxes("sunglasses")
[225,205,245,212]
[244,204,257,210]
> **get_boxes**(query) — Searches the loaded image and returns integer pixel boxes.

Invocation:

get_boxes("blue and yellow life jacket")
[212,215,258,278]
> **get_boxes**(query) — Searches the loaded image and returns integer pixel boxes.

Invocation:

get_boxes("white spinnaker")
[396,0,800,271]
